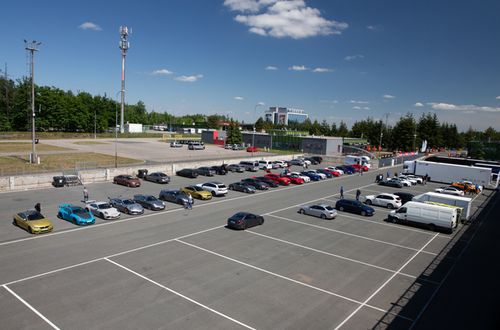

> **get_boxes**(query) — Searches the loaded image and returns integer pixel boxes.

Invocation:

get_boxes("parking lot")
[0,163,494,329]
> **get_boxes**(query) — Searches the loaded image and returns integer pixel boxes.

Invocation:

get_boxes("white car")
[85,200,121,219]
[391,177,411,187]
[435,186,465,196]
[363,193,402,209]
[298,157,311,165]
[326,166,343,175]
[288,171,311,182]
[398,175,418,185]
[405,175,423,184]
[196,182,228,196]
[306,170,326,180]
[273,160,287,168]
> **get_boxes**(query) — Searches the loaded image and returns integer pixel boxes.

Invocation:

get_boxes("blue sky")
[1,0,499,130]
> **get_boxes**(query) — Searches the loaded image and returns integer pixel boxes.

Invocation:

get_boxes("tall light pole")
[119,26,130,134]
[25,40,41,164]
[115,92,121,168]
[379,112,390,158]
[252,102,264,150]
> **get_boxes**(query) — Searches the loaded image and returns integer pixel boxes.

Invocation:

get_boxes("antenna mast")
[119,26,130,134]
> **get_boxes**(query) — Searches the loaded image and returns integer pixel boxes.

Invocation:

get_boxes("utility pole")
[119,26,130,134]
[25,40,41,164]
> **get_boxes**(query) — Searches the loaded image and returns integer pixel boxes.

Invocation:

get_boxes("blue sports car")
[57,204,95,225]
[300,171,321,181]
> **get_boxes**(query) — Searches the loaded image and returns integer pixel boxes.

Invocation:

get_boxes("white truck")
[403,160,494,188]
[345,155,371,169]
[388,201,458,233]
[412,192,472,222]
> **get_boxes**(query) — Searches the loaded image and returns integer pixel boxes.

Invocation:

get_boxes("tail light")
[236,220,244,225]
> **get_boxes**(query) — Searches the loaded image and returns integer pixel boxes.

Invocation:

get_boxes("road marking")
[334,233,439,330]
[175,239,413,322]
[245,230,440,285]
[3,225,224,286]
[104,258,255,330]
[2,284,61,330]
[267,214,437,256]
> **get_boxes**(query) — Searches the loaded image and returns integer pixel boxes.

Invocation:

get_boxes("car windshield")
[192,186,203,191]
[232,213,247,220]
[156,173,166,177]
[26,212,44,221]
[123,199,134,205]
[146,196,157,201]
[124,176,133,179]
[98,203,112,209]
[325,206,334,211]
[72,207,87,214]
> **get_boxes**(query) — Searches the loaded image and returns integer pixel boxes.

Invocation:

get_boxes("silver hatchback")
[298,204,337,219]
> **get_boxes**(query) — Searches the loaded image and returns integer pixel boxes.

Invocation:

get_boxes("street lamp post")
[252,102,264,152]
[25,40,41,164]
[115,92,121,168]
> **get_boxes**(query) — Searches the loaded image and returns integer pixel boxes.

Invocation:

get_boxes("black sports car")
[227,212,264,230]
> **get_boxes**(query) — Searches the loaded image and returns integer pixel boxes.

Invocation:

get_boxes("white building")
[264,107,309,125]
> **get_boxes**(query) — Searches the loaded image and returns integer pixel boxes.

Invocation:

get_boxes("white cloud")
[312,67,333,73]
[349,100,369,104]
[496,96,500,100]
[428,102,500,113]
[151,69,173,76]
[383,94,395,99]
[175,74,203,82]
[367,25,375,30]
[414,102,424,107]
[289,65,308,71]
[265,65,278,70]
[320,100,338,104]
[78,22,102,31]
[229,0,348,39]
[234,96,244,101]
[344,54,364,61]
[353,106,370,110]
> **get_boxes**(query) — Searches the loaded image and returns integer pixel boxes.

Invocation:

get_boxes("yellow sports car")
[13,210,53,234]
[181,185,213,200]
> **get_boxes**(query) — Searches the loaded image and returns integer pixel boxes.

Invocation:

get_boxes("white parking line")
[246,230,440,285]
[3,225,224,287]
[334,233,439,330]
[267,214,437,256]
[175,239,414,322]
[104,258,255,330]
[2,285,61,330]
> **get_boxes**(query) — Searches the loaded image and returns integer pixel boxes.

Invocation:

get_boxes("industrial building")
[264,107,309,125]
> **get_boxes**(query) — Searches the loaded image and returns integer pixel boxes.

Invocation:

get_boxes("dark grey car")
[197,167,215,176]
[228,182,256,193]
[109,197,144,215]
[227,164,245,173]
[144,172,170,184]
[159,189,192,205]
[133,194,166,211]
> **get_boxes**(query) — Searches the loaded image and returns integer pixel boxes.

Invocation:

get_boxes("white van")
[258,160,272,170]
[388,201,458,233]
[345,155,371,168]
[239,161,259,172]
[412,192,472,222]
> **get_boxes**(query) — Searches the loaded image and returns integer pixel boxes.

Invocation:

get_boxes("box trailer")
[412,192,472,222]
[388,201,458,233]
[403,160,495,188]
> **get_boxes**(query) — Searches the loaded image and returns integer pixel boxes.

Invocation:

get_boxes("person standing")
[185,194,193,210]
[34,203,41,213]
[356,189,361,201]
[83,186,89,202]
[424,174,428,185]
[387,171,390,179]
[340,186,344,199]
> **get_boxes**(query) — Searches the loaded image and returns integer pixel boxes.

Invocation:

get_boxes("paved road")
[0,164,494,329]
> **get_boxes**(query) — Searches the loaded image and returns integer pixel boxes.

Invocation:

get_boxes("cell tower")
[25,40,41,164]
[119,26,130,134]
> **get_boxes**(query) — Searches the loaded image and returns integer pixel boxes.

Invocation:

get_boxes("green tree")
[337,121,349,137]
[226,121,242,145]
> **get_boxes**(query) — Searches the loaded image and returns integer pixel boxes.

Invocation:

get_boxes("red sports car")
[265,173,291,185]
[280,174,304,184]
[246,146,258,152]
[322,168,341,177]
[351,164,369,172]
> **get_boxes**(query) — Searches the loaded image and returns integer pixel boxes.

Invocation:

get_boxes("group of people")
[339,186,362,201]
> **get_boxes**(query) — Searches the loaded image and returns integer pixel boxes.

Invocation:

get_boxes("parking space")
[0,162,495,329]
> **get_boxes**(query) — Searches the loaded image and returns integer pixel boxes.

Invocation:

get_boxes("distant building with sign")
[264,107,308,125]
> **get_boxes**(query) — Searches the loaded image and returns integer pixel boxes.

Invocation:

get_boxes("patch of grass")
[0,142,73,153]
[265,149,301,155]
[0,152,143,176]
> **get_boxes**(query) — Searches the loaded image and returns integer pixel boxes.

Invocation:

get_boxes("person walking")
[340,186,344,199]
[356,189,361,201]
[185,194,193,210]
[83,186,89,202]
[424,174,428,185]
[34,202,41,213]
[387,171,391,179]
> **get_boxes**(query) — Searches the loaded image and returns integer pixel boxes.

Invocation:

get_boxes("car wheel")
[299,209,305,214]
[12,219,17,226]
[321,214,326,219]
[339,206,344,212]
[259,218,264,225]
[428,223,436,232]
[57,212,62,219]
[365,200,372,205]
[28,227,33,234]
[390,216,398,224]
[211,191,216,196]
[361,211,366,216]
[99,212,104,218]
[387,204,394,209]
[127,183,131,187]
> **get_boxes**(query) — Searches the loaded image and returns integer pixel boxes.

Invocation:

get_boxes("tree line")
[0,77,498,151]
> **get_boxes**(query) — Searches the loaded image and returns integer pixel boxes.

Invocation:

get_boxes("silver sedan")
[109,198,144,215]
[298,204,337,219]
